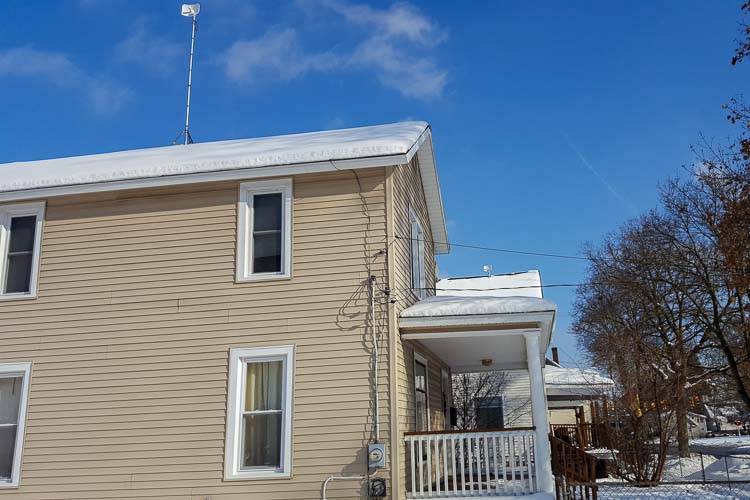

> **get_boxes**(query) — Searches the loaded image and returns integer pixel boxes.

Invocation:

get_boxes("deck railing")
[550,423,610,449]
[405,427,538,498]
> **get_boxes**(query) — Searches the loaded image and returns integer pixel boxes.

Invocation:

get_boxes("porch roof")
[399,295,557,372]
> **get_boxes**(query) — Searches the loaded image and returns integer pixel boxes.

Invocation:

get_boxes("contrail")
[562,132,639,215]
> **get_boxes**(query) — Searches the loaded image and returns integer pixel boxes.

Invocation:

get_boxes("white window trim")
[236,179,292,282]
[409,207,426,299]
[0,362,32,489]
[225,345,295,480]
[0,202,45,301]
[414,352,430,431]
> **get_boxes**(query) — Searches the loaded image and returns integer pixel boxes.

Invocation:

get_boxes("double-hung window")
[475,396,504,430]
[409,208,426,299]
[414,353,429,432]
[237,179,292,281]
[0,363,31,488]
[0,203,44,299]
[225,346,294,480]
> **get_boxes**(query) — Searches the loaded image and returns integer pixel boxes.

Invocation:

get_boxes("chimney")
[551,347,559,365]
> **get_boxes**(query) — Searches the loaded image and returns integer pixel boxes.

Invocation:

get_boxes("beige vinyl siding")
[0,169,390,499]
[385,157,443,495]
[499,370,534,427]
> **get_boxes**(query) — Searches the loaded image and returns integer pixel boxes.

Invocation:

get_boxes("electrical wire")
[394,235,590,261]
[393,234,750,278]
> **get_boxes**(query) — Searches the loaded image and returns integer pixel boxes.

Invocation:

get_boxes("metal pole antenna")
[174,4,200,145]
[183,15,197,145]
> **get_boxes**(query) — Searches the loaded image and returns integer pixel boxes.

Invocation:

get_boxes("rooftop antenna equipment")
[483,265,493,277]
[174,3,201,145]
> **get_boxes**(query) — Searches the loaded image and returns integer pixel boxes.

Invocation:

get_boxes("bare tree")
[451,372,529,430]
[732,2,750,66]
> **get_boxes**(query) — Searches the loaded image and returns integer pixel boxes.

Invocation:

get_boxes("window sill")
[0,293,37,302]
[224,470,291,481]
[0,481,20,489]
[235,273,292,284]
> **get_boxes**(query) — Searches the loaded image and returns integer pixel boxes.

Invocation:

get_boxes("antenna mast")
[174,3,201,145]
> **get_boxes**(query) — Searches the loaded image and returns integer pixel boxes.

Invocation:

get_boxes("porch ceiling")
[399,296,556,372]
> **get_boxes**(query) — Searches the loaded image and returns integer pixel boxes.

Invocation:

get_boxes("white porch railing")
[405,427,537,498]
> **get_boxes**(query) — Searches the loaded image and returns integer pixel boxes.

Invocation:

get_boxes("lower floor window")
[225,346,294,480]
[0,363,31,488]
[414,354,429,432]
[475,396,504,429]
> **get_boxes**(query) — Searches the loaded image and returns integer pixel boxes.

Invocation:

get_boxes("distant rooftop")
[436,270,543,298]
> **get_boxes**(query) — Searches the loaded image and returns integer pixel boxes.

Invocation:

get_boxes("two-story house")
[0,121,555,499]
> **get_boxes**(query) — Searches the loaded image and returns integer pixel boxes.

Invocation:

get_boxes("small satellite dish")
[181,3,200,17]
[483,265,492,276]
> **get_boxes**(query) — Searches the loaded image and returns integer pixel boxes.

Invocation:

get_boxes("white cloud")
[219,0,448,100]
[321,0,446,46]
[0,47,131,115]
[221,28,340,83]
[115,19,183,76]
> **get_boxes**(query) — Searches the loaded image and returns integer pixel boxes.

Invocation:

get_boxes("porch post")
[524,331,554,493]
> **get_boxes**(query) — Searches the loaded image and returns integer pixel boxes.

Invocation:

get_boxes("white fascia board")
[400,310,555,355]
[401,327,540,341]
[399,310,556,330]
[0,153,408,203]
[413,132,450,255]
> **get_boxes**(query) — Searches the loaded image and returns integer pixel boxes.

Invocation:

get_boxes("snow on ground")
[691,436,750,456]
[436,271,544,298]
[399,295,557,318]
[0,121,429,192]
[598,483,750,499]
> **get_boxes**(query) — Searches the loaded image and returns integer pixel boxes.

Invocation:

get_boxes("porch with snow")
[400,295,557,499]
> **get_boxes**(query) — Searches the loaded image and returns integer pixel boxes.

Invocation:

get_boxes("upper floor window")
[236,179,292,282]
[409,208,426,298]
[225,346,295,480]
[0,203,45,299]
[0,362,32,488]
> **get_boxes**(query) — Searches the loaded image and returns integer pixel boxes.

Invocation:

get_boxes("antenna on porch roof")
[173,3,201,145]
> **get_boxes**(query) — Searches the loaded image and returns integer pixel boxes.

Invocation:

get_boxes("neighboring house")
[687,412,708,438]
[0,122,555,499]
[437,272,613,431]
[545,355,614,427]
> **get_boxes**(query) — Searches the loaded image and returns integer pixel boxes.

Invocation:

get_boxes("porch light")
[481,358,493,367]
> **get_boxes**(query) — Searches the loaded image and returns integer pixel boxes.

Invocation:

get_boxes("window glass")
[410,210,426,298]
[253,194,282,232]
[245,361,283,412]
[243,413,282,468]
[415,360,428,432]
[242,361,284,469]
[476,397,504,429]
[252,194,282,273]
[0,376,22,481]
[4,216,36,294]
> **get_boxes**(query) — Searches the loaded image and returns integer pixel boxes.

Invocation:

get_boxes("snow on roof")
[436,271,543,298]
[0,121,428,193]
[0,121,451,255]
[544,365,614,396]
[400,295,556,318]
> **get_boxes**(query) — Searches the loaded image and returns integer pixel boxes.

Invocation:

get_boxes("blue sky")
[1,1,748,366]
